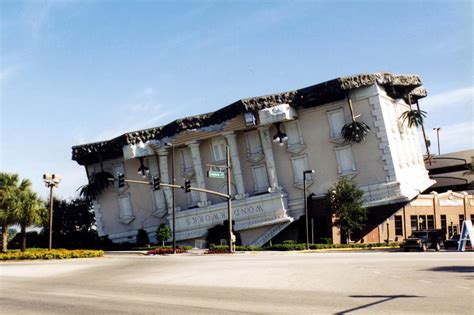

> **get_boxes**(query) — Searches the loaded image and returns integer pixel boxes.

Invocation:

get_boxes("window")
[395,215,403,236]
[118,194,134,224]
[211,137,227,162]
[459,215,465,230]
[187,180,200,207]
[283,120,304,148]
[327,108,346,139]
[427,215,434,229]
[245,131,263,157]
[410,215,418,232]
[180,148,193,172]
[251,164,269,193]
[334,146,356,174]
[441,215,447,235]
[291,155,310,185]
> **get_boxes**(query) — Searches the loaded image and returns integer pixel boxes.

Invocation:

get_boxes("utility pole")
[226,146,233,253]
[433,127,441,155]
[170,145,177,254]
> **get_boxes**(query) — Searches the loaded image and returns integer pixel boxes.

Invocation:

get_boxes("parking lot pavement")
[1,251,473,314]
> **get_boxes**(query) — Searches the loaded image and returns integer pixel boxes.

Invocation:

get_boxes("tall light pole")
[165,142,177,254]
[226,145,233,253]
[43,174,61,251]
[303,170,315,250]
[433,127,441,155]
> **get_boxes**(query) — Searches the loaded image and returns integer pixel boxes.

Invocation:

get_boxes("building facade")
[72,73,439,246]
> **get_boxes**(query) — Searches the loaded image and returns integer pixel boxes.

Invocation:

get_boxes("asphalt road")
[1,250,473,314]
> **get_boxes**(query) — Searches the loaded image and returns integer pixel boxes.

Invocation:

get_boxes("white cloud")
[129,103,162,114]
[0,64,22,82]
[423,86,473,111]
[137,87,155,98]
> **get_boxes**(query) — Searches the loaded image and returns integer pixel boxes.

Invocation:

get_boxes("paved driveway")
[1,251,473,314]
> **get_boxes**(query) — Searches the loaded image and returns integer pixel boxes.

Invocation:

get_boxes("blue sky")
[1,0,472,199]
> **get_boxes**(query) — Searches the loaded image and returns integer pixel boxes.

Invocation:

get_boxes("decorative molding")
[286,143,306,155]
[246,152,265,164]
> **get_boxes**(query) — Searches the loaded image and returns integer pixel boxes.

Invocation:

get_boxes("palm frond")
[400,109,427,128]
[341,121,371,143]
[77,171,114,201]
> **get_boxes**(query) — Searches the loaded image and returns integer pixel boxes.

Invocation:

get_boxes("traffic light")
[118,173,125,188]
[152,176,160,191]
[184,179,191,193]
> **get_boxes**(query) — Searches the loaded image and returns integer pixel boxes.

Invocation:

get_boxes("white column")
[258,125,281,192]
[187,141,211,207]
[147,156,166,217]
[223,132,247,199]
[157,149,173,212]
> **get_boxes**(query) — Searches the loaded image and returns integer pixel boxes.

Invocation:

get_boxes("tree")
[0,173,20,252]
[78,171,114,201]
[399,94,431,164]
[341,96,371,143]
[41,197,98,249]
[326,178,367,244]
[12,190,46,252]
[156,224,171,246]
[0,173,33,252]
[136,229,149,247]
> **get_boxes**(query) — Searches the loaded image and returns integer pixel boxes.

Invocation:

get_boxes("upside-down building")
[72,73,443,246]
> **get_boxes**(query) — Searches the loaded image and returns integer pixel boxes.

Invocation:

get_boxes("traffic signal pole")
[226,146,233,253]
[110,158,234,253]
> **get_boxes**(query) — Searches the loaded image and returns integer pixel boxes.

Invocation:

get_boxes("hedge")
[209,245,263,252]
[0,249,104,261]
[146,247,189,255]
[205,242,399,253]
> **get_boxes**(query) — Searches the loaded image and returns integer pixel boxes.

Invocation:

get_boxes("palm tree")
[400,94,431,164]
[341,96,371,143]
[12,190,46,252]
[78,171,114,200]
[0,173,32,252]
[0,173,19,252]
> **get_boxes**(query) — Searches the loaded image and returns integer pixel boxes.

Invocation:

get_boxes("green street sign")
[207,170,225,179]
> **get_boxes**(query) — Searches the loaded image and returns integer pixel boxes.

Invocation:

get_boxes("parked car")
[403,229,445,252]
[444,234,471,249]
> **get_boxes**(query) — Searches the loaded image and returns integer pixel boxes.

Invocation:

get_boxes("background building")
[72,72,440,246]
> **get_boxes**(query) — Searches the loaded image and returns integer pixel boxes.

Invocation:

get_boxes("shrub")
[208,245,263,252]
[0,249,104,261]
[136,229,150,247]
[146,246,188,255]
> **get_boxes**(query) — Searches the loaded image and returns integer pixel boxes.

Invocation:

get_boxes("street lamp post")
[433,127,441,155]
[43,174,61,251]
[303,170,315,250]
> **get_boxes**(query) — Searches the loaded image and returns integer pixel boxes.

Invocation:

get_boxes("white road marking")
[454,286,470,290]
[373,271,381,274]
[417,280,432,284]
[391,275,401,278]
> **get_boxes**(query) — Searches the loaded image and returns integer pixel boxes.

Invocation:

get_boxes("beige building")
[363,191,473,243]
[72,72,438,246]
[361,150,474,243]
